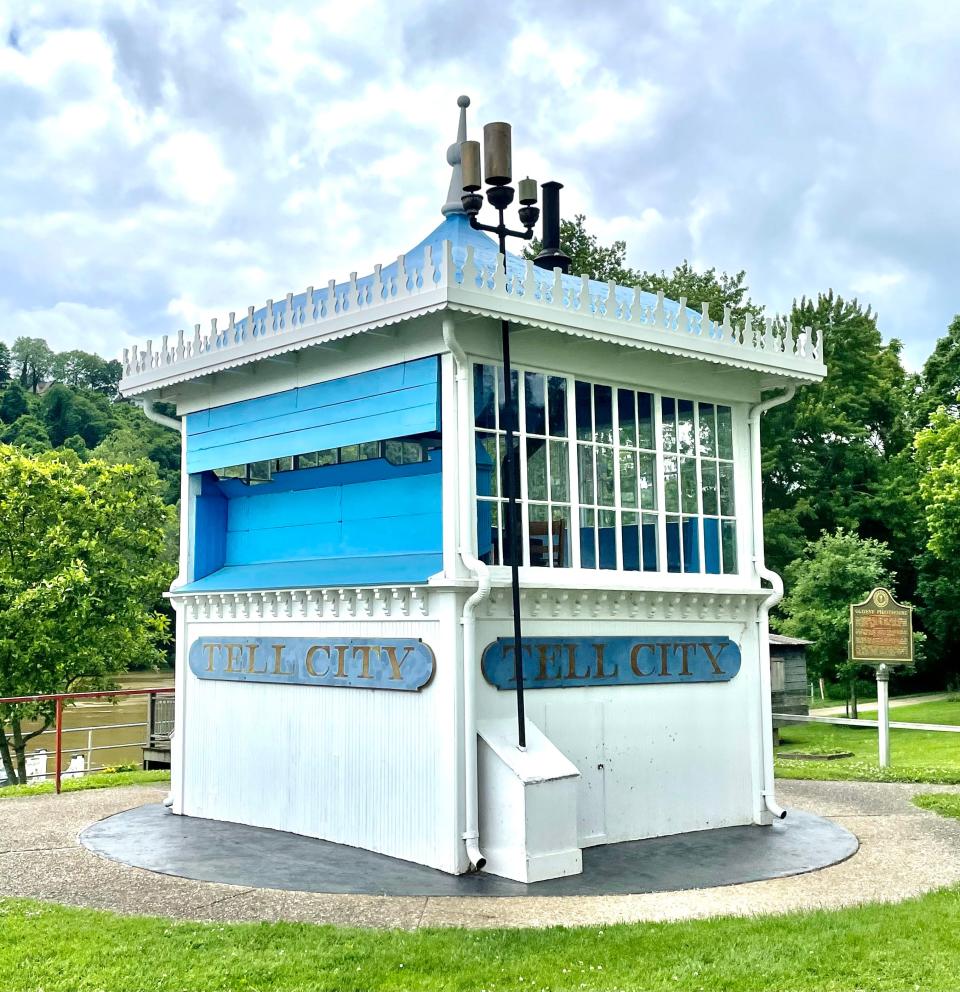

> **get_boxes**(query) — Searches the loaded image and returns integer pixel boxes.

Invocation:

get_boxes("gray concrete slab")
[2,780,960,928]
[79,803,858,897]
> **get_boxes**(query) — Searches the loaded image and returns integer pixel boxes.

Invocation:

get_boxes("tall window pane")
[524,371,546,436]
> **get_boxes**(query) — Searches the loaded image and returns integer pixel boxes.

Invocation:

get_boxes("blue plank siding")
[185,357,440,473]
[191,474,227,580]
[186,453,443,591]
[182,553,443,592]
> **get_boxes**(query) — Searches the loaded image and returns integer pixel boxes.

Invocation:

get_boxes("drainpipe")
[134,398,182,433]
[443,316,489,871]
[748,385,796,821]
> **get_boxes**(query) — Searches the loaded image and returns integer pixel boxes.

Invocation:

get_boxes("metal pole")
[877,663,890,768]
[54,698,63,794]
[497,219,526,750]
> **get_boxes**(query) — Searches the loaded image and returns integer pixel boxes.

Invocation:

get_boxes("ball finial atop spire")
[442,95,472,217]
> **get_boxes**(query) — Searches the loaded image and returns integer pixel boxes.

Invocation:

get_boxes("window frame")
[472,359,745,582]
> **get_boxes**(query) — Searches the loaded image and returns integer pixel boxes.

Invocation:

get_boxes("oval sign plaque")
[481,636,741,690]
[189,637,435,691]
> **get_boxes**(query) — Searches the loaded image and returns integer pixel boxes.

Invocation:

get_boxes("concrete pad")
[1,780,959,928]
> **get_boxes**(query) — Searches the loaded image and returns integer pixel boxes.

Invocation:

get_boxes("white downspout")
[748,385,796,821]
[443,316,489,871]
[134,398,183,433]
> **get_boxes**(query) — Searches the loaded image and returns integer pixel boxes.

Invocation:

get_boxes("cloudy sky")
[2,0,957,370]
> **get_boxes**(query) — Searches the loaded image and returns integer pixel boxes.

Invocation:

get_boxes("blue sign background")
[189,637,434,691]
[481,636,741,690]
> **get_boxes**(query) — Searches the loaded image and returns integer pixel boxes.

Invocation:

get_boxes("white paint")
[477,717,581,883]
[877,665,891,768]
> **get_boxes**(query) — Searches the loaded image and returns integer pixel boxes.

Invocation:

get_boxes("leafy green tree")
[525,214,637,283]
[62,434,89,460]
[913,315,960,425]
[11,337,54,393]
[761,292,914,576]
[1,415,51,453]
[0,342,10,384]
[0,445,174,784]
[774,530,895,713]
[915,408,960,561]
[0,383,28,424]
[50,351,123,395]
[524,215,763,324]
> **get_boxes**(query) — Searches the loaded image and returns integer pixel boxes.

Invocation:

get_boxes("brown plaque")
[849,588,914,665]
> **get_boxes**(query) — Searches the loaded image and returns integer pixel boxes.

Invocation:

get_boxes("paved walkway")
[813,692,950,716]
[2,780,960,929]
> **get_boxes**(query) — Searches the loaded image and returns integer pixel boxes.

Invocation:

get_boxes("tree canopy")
[0,445,175,783]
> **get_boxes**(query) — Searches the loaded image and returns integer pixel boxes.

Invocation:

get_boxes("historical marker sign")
[849,588,914,665]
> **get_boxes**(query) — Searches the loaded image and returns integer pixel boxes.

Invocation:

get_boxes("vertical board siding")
[476,617,761,846]
[185,357,440,473]
[181,612,462,872]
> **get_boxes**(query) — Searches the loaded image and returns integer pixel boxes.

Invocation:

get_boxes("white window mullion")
[612,391,623,570]
[694,402,706,574]
[567,377,582,570]
[517,371,529,567]
[654,392,668,572]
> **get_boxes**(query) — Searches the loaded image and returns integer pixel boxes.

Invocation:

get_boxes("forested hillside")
[0,337,180,503]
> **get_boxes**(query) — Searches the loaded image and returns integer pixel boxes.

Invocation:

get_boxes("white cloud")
[1,0,958,377]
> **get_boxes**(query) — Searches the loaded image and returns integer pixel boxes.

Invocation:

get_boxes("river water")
[5,670,175,782]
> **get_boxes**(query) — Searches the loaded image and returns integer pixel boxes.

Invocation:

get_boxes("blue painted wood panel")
[189,452,443,591]
[180,553,443,592]
[185,357,440,473]
[192,475,227,580]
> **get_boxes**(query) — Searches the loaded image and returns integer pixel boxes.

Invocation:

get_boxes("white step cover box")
[477,717,582,883]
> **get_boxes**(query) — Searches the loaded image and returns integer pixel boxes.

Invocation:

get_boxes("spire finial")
[441,95,471,217]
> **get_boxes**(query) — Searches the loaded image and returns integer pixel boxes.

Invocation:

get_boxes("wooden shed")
[770,633,811,744]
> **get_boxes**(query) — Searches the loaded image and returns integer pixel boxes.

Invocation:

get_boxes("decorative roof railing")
[121,242,824,392]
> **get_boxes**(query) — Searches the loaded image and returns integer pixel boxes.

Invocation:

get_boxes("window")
[474,362,738,576]
[211,437,430,484]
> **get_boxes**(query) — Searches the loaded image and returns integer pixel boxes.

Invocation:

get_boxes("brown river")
[7,670,175,781]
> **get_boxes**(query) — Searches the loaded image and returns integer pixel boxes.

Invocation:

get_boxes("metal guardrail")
[0,687,174,792]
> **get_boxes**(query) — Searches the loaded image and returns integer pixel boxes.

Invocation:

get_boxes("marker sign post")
[849,588,914,768]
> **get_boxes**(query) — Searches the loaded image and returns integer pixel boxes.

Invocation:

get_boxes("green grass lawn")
[914,793,960,820]
[776,721,960,783]
[0,768,169,799]
[3,888,960,992]
[857,697,960,725]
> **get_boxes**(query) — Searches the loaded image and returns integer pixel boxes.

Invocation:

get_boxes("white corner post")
[443,315,490,872]
[748,386,796,822]
[877,664,891,768]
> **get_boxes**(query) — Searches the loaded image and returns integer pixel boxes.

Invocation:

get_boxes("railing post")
[54,698,63,794]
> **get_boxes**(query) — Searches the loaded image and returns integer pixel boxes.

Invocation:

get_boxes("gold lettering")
[565,643,590,679]
[203,642,221,672]
[334,645,349,678]
[305,644,331,677]
[659,643,672,677]
[630,643,656,677]
[246,643,267,675]
[700,642,728,675]
[384,645,415,680]
[679,643,694,677]
[593,643,617,679]
[536,644,560,681]
[225,643,245,673]
[272,644,293,676]
[353,644,375,679]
